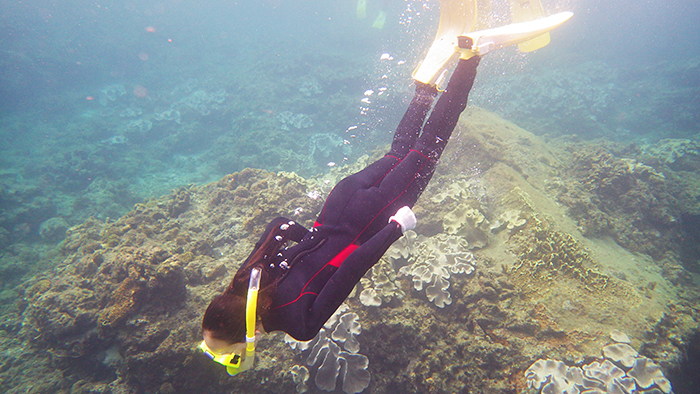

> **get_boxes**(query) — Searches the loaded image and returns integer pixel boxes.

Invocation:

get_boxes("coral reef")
[308,133,351,166]
[153,108,182,124]
[358,287,382,307]
[99,84,127,105]
[1,107,698,394]
[642,139,699,167]
[398,233,477,308]
[525,336,673,394]
[0,37,370,284]
[277,111,315,130]
[123,118,153,133]
[97,273,146,328]
[473,59,700,142]
[298,77,323,97]
[38,217,69,243]
[550,144,687,260]
[286,308,370,394]
[118,107,143,118]
[383,229,418,261]
[172,88,228,116]
[358,258,405,307]
[490,209,527,235]
[511,215,611,292]
[2,167,325,393]
[426,177,492,248]
[290,364,310,393]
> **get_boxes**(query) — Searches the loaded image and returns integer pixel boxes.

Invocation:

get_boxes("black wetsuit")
[244,57,480,341]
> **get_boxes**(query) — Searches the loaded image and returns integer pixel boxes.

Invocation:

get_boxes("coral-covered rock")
[98,275,146,328]
[3,108,698,394]
[551,143,686,259]
[38,217,70,243]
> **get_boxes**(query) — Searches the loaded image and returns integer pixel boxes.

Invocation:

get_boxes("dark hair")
[202,223,290,343]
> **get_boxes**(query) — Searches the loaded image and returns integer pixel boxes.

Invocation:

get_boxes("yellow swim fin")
[356,0,367,20]
[372,10,387,29]
[412,0,477,87]
[509,0,549,52]
[460,12,573,58]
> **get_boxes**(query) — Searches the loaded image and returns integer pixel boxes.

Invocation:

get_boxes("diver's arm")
[305,221,404,330]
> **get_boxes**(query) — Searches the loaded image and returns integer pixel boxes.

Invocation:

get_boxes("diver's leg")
[344,52,480,222]
[315,155,399,227]
[318,81,434,227]
[340,10,576,232]
[321,50,479,234]
[414,54,480,161]
[388,83,438,158]
[361,54,481,212]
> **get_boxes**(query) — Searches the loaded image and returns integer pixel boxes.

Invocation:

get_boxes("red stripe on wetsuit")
[327,243,359,268]
[271,243,359,310]
[280,150,428,310]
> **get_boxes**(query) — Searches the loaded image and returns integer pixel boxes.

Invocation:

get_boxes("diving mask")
[200,267,261,375]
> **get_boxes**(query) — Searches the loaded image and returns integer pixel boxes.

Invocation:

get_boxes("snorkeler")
[200,3,573,376]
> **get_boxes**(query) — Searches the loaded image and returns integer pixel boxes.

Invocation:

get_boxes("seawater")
[1,0,699,393]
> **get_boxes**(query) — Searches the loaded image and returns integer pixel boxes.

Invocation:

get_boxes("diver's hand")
[390,206,416,233]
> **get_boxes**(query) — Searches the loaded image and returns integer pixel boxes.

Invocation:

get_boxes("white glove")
[389,206,416,233]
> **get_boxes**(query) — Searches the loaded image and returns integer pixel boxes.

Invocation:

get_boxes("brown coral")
[98,275,145,327]
[25,279,52,301]
[555,143,684,259]
[511,216,611,292]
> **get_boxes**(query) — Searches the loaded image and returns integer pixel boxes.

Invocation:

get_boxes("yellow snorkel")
[199,267,262,375]
[232,266,261,375]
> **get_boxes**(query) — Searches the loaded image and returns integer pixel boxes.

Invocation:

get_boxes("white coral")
[289,310,370,394]
[290,365,310,393]
[331,313,362,353]
[443,205,486,234]
[384,230,417,261]
[359,288,381,307]
[602,343,638,368]
[398,234,476,308]
[628,357,672,393]
[525,342,673,394]
[609,329,631,344]
[372,260,404,299]
[425,276,451,308]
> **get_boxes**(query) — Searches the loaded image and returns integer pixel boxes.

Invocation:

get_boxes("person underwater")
[199,2,573,376]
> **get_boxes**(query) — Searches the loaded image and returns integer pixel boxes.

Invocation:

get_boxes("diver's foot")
[458,36,476,60]
[458,11,573,59]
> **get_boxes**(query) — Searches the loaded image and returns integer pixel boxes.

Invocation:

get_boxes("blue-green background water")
[1,0,699,290]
